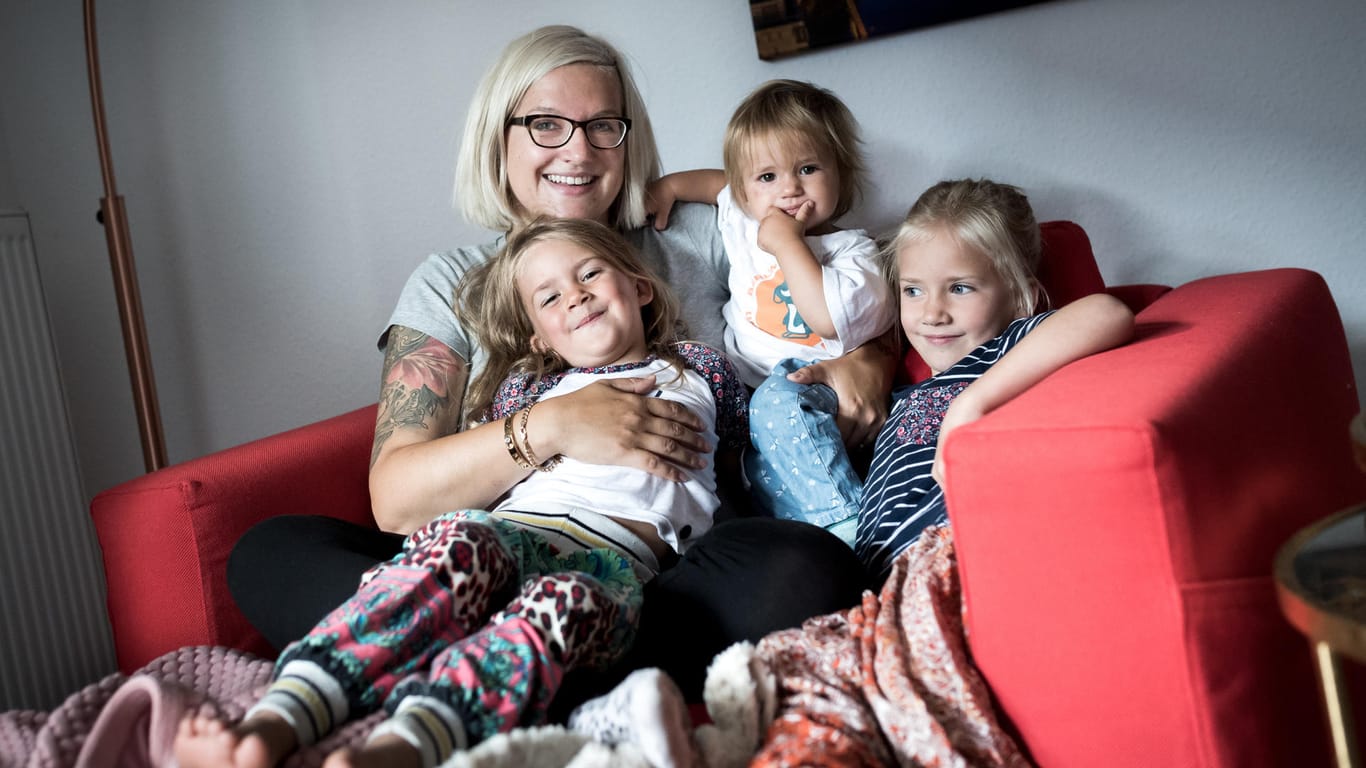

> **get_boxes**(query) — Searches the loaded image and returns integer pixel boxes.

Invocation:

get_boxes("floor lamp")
[83,0,167,472]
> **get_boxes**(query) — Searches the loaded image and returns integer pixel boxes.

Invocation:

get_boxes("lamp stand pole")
[83,0,167,473]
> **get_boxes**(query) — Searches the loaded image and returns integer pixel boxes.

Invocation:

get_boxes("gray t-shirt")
[381,202,730,393]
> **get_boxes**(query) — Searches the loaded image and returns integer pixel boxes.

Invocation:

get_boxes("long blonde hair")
[455,218,685,424]
[885,178,1044,317]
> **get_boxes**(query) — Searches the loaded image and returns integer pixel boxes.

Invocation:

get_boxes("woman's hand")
[531,375,711,481]
[785,331,897,448]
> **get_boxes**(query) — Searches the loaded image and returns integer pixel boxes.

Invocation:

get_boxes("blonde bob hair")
[722,79,866,222]
[455,25,661,233]
[886,179,1044,318]
[455,218,685,424]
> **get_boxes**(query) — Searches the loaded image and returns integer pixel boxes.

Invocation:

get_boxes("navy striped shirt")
[855,313,1054,581]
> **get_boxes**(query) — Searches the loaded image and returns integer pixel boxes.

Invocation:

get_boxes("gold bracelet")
[518,403,563,472]
[516,406,539,465]
[503,412,534,469]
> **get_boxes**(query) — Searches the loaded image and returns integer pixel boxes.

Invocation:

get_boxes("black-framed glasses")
[507,114,632,149]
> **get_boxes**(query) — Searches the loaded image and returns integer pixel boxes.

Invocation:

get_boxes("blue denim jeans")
[743,358,862,546]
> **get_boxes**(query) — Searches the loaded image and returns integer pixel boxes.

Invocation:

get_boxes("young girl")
[856,178,1134,581]
[173,218,747,768]
[648,79,895,546]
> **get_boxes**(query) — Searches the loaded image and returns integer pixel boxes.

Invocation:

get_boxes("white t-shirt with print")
[716,185,893,388]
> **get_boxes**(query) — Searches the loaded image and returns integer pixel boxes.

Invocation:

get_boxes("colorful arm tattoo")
[371,326,466,467]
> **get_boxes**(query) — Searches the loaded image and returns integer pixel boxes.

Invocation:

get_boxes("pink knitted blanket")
[0,646,383,768]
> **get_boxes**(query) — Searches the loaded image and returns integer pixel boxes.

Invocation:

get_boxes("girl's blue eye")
[902,285,923,298]
[757,173,776,183]
[799,165,818,175]
[950,283,973,295]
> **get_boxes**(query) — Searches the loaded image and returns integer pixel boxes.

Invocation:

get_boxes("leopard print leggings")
[277,509,643,743]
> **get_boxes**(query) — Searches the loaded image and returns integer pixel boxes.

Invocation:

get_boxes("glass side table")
[1275,502,1366,768]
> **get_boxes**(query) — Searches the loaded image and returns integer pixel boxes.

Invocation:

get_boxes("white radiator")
[0,209,117,709]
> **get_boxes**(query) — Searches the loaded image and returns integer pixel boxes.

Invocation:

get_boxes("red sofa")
[91,222,1365,767]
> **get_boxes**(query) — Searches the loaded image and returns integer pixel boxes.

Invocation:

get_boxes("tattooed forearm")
[371,326,467,467]
[372,383,440,465]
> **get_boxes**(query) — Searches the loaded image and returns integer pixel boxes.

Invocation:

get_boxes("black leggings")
[227,514,867,714]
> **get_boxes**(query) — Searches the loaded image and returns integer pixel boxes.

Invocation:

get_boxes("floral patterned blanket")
[751,526,1032,768]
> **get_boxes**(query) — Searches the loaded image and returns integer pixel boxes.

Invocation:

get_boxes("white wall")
[2,0,1363,497]
[0,107,15,204]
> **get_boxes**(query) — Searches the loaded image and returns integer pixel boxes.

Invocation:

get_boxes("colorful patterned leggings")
[250,509,642,761]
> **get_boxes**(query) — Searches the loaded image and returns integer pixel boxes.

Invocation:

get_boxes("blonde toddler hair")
[721,79,866,221]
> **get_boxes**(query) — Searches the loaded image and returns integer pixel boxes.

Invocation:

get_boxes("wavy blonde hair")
[455,218,686,424]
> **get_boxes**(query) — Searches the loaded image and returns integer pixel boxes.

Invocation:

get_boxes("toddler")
[649,79,895,546]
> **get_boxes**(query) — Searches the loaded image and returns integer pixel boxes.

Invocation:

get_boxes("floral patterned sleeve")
[676,342,750,451]
[484,372,538,423]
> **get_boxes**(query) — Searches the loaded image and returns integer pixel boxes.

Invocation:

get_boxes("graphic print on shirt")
[745,263,822,348]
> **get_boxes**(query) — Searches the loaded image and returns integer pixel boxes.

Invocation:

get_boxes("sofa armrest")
[1105,282,1172,313]
[944,269,1364,767]
[91,404,378,672]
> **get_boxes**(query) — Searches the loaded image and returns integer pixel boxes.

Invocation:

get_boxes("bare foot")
[173,711,299,768]
[321,732,423,768]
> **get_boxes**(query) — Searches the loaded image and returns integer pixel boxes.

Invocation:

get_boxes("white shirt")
[715,185,894,387]
[493,355,727,553]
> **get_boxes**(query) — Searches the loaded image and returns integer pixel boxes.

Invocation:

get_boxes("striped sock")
[368,695,468,768]
[245,660,349,747]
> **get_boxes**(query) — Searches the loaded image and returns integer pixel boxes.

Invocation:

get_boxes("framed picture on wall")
[751,0,1049,60]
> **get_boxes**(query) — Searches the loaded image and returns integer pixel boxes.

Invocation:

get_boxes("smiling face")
[506,64,627,225]
[896,226,1021,374]
[736,133,842,235]
[517,237,652,369]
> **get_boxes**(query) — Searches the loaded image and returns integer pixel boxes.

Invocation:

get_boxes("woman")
[228,24,892,708]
